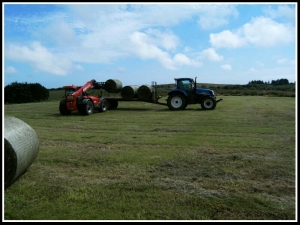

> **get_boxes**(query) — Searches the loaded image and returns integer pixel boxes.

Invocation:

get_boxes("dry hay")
[137,85,154,101]
[121,85,140,100]
[4,116,39,188]
[104,79,122,93]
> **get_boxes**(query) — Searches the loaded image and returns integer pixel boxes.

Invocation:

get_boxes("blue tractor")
[167,77,223,110]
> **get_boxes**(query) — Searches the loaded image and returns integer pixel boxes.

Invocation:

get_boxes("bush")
[4,82,49,104]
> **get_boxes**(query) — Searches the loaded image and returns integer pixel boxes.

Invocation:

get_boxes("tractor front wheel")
[201,96,216,110]
[83,100,94,115]
[59,100,71,115]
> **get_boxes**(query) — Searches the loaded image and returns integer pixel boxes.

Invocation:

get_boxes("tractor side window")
[181,80,192,91]
[186,81,192,90]
[178,81,184,89]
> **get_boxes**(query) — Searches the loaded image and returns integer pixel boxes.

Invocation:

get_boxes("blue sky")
[3,3,297,89]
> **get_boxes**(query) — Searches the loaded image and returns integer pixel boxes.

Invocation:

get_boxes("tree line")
[4,82,49,104]
[248,78,292,85]
[4,77,295,104]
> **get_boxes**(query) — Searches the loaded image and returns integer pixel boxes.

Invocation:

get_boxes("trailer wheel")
[98,99,108,112]
[107,100,118,110]
[167,94,187,110]
[201,96,216,110]
[83,100,94,115]
[59,99,71,115]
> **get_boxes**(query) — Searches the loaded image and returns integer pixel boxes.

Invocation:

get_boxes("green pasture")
[4,96,296,221]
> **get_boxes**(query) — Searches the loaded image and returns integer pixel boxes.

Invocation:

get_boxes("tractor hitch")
[216,98,223,103]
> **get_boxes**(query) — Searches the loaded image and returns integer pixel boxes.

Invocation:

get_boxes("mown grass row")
[4,96,296,220]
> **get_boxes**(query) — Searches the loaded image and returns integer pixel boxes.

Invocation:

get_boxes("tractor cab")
[175,78,194,93]
[62,85,82,100]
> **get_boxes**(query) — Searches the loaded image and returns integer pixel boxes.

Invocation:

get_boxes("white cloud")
[3,3,295,86]
[77,4,239,30]
[263,5,295,20]
[145,28,180,51]
[5,66,18,74]
[45,19,78,47]
[129,31,176,70]
[5,42,74,76]
[242,17,294,47]
[198,48,224,61]
[210,30,247,48]
[221,64,232,70]
[173,53,202,67]
[277,58,288,64]
[173,54,190,65]
[4,4,240,76]
[129,31,201,70]
[195,4,238,30]
[210,16,294,48]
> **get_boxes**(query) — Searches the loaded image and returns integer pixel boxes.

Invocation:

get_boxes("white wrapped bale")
[104,79,122,93]
[121,85,139,100]
[4,116,39,188]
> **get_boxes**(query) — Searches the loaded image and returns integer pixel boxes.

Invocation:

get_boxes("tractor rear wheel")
[201,96,216,110]
[167,94,187,110]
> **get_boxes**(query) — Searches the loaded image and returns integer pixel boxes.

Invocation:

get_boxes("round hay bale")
[4,116,39,188]
[121,85,139,100]
[137,85,154,101]
[104,79,122,93]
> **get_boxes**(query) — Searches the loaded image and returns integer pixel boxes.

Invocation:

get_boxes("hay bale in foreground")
[104,79,122,93]
[4,116,39,188]
[137,85,154,101]
[121,85,140,100]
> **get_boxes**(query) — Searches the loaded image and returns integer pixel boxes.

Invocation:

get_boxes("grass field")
[3,95,296,221]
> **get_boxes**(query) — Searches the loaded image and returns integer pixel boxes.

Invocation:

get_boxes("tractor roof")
[174,78,194,82]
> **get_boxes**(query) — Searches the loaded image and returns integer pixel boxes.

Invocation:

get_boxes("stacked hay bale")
[137,85,155,101]
[103,79,155,102]
[104,79,122,93]
[4,116,39,188]
[121,85,140,100]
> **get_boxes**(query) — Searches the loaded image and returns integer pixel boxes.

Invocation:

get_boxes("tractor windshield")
[65,88,76,96]
[177,79,193,91]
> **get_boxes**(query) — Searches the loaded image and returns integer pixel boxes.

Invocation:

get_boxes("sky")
[2,3,297,89]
